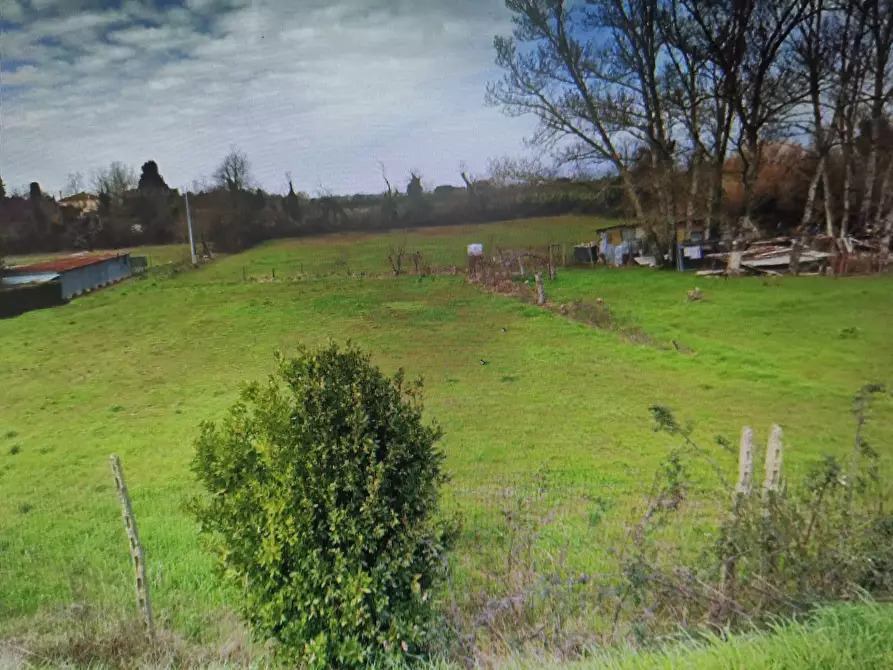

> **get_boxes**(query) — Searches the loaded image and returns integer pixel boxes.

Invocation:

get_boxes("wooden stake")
[763,425,783,492]
[110,455,153,635]
[535,272,546,305]
[736,426,754,497]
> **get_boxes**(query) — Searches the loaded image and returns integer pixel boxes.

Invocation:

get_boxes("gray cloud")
[0,0,534,194]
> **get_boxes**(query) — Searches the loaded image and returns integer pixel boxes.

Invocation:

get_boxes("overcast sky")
[0,0,536,196]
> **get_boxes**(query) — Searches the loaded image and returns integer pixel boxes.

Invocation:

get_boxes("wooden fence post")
[109,454,153,635]
[736,427,754,496]
[535,272,546,305]
[714,425,756,626]
[763,425,783,492]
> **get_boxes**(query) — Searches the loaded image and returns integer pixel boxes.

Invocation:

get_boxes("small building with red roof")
[2,253,133,301]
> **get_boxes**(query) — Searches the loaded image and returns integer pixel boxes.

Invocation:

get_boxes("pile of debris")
[696,236,884,276]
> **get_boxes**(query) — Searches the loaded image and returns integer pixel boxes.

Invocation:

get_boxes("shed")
[600,223,641,246]
[598,224,645,265]
[3,253,133,300]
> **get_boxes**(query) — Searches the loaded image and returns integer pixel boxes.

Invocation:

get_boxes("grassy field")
[188,215,616,282]
[2,215,892,660]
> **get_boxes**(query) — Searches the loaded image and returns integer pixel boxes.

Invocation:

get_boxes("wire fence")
[439,477,615,543]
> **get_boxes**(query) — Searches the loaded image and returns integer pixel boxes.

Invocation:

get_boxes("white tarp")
[467,243,483,256]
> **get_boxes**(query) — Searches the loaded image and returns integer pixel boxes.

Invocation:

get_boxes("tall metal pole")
[185,192,197,265]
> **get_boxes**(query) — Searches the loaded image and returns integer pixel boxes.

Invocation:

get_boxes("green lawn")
[1,215,891,658]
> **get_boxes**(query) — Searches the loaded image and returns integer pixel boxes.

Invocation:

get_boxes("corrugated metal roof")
[11,253,125,274]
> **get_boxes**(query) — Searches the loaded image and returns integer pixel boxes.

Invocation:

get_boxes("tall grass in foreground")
[483,603,893,670]
[4,603,889,668]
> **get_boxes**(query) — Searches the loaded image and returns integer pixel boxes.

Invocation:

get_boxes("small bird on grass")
[501,327,508,333]
[480,359,488,365]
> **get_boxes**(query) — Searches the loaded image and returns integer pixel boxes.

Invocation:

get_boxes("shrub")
[191,343,453,667]
[631,385,893,634]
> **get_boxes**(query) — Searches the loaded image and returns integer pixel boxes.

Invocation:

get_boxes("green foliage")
[643,389,893,632]
[191,342,453,667]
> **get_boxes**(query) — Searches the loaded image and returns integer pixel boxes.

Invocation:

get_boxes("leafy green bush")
[191,343,453,667]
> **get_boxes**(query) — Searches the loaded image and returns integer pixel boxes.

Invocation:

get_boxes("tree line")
[489,0,893,261]
[0,148,621,260]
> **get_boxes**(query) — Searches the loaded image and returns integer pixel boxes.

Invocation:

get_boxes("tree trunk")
[738,130,761,237]
[660,167,678,268]
[800,155,825,231]
[685,154,701,238]
[822,163,836,237]
[859,117,880,230]
[841,143,854,239]
[741,156,759,236]
[873,159,893,232]
[879,204,893,272]
[706,161,725,238]
[618,164,645,223]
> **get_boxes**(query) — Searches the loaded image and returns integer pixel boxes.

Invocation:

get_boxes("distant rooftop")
[60,192,99,202]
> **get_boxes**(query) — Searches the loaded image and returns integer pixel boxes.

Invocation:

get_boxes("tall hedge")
[191,343,452,667]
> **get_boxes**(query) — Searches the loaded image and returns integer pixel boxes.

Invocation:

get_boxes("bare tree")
[683,0,813,235]
[827,3,871,238]
[662,1,736,236]
[379,162,399,225]
[459,161,489,212]
[387,241,407,275]
[63,172,85,197]
[856,0,893,231]
[880,194,893,270]
[793,0,834,234]
[488,0,673,246]
[92,162,136,201]
[486,155,558,186]
[213,146,252,192]
[489,1,775,258]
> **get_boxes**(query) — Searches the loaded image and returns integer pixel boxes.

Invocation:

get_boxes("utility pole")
[185,192,197,265]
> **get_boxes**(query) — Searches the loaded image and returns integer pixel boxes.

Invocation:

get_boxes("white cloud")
[0,0,26,23]
[0,0,535,194]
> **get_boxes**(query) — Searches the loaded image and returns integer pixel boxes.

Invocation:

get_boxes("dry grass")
[0,607,266,669]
